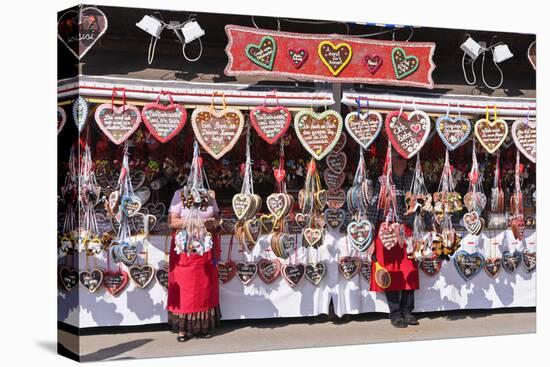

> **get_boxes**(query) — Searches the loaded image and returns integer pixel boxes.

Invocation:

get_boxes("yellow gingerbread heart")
[318,41,353,76]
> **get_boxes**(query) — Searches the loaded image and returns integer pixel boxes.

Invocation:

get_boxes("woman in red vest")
[369,151,420,328]
[167,189,221,342]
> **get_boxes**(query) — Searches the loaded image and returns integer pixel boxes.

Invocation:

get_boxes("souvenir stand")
[57,5,536,329]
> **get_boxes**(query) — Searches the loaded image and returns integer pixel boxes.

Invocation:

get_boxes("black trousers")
[385,290,415,320]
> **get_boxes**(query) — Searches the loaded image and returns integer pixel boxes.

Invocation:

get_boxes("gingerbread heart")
[318,41,352,76]
[359,259,372,282]
[303,228,323,247]
[379,222,398,250]
[218,260,237,284]
[294,110,343,160]
[260,214,277,233]
[141,102,187,143]
[511,118,536,163]
[288,48,308,69]
[57,107,67,135]
[326,189,346,210]
[128,264,155,288]
[295,213,310,229]
[191,107,244,159]
[326,152,347,173]
[103,270,129,296]
[156,266,169,289]
[324,208,345,230]
[250,105,291,145]
[385,110,431,159]
[420,254,442,276]
[79,268,104,293]
[58,266,78,292]
[232,194,253,220]
[453,250,484,281]
[338,256,361,279]
[484,257,502,278]
[391,47,419,79]
[246,36,277,70]
[94,104,142,145]
[463,211,482,235]
[474,118,508,154]
[347,220,374,252]
[267,193,291,219]
[345,111,383,149]
[282,263,305,287]
[435,115,471,151]
[257,259,282,283]
[364,54,383,74]
[236,262,258,285]
[332,133,347,152]
[502,250,522,273]
[521,250,536,273]
[323,169,345,189]
[305,262,326,285]
[57,6,108,58]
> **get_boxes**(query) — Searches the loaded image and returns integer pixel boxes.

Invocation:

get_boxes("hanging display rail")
[342,89,536,117]
[58,75,335,108]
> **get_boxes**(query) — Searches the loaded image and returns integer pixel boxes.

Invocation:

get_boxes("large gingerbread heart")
[391,47,419,79]
[435,115,471,151]
[294,110,343,160]
[246,36,277,70]
[453,250,484,281]
[103,270,129,296]
[141,102,187,143]
[250,105,291,145]
[57,6,108,59]
[318,41,352,76]
[385,110,431,159]
[191,107,244,159]
[345,111,383,149]
[94,104,142,145]
[474,118,508,154]
[511,118,536,163]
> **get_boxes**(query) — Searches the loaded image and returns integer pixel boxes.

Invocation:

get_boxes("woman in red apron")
[369,152,420,328]
[167,189,221,341]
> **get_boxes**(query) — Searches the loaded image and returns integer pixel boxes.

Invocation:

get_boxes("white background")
[1,0,546,366]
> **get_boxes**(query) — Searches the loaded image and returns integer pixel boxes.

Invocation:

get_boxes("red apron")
[370,225,419,292]
[167,233,220,314]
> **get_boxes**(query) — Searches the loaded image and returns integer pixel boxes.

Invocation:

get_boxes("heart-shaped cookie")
[379,222,398,250]
[218,260,237,284]
[121,195,142,217]
[232,194,253,220]
[502,250,522,273]
[246,36,277,70]
[236,262,258,285]
[257,258,282,283]
[305,262,326,285]
[453,250,484,281]
[288,48,308,69]
[250,105,291,145]
[103,270,129,296]
[326,189,346,210]
[141,102,187,143]
[128,264,155,288]
[324,208,345,230]
[521,250,536,273]
[282,263,306,287]
[58,266,78,292]
[244,218,261,248]
[94,104,142,145]
[391,47,419,79]
[474,118,508,154]
[463,211,482,235]
[323,169,345,189]
[156,266,169,289]
[57,6,108,58]
[294,110,343,160]
[484,257,502,278]
[385,110,431,159]
[303,228,323,247]
[267,193,291,219]
[511,118,536,163]
[318,41,352,76]
[338,256,361,279]
[295,213,311,229]
[420,254,442,276]
[79,268,104,293]
[260,214,277,233]
[344,111,383,149]
[191,107,244,159]
[118,242,138,266]
[364,54,383,74]
[326,152,347,173]
[347,220,374,252]
[435,115,471,151]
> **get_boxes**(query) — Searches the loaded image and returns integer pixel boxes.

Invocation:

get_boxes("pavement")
[58,309,535,362]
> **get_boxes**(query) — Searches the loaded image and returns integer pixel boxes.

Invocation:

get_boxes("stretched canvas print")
[57,3,536,362]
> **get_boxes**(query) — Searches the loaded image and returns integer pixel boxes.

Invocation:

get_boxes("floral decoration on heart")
[344,111,383,149]
[141,102,187,143]
[294,110,343,160]
[318,41,353,76]
[385,110,431,159]
[191,107,244,159]
[474,118,508,154]
[246,36,277,70]
[511,118,536,163]
[391,47,419,79]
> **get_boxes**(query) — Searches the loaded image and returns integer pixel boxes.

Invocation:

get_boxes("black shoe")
[390,318,408,328]
[177,333,192,342]
[402,313,419,325]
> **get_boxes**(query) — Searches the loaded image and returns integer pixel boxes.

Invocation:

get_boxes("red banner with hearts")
[224,25,436,89]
